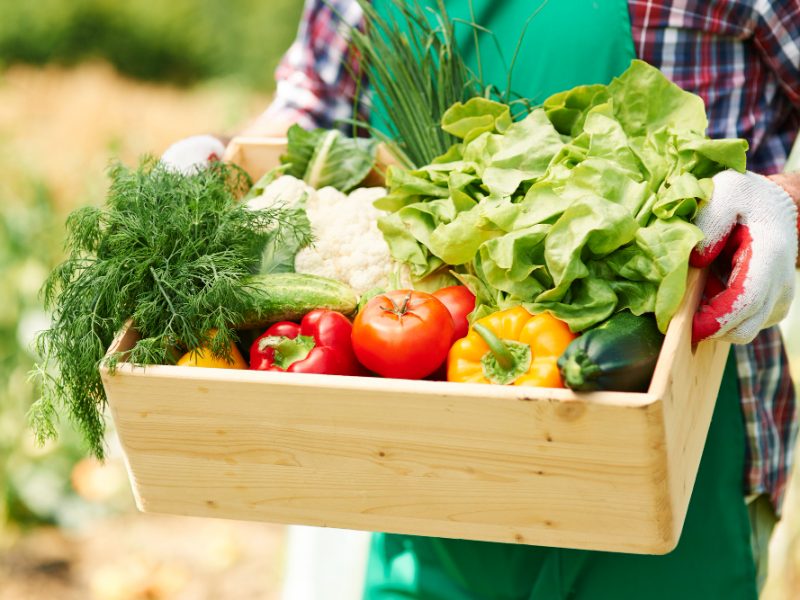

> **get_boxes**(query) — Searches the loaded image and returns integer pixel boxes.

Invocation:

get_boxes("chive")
[342,0,480,167]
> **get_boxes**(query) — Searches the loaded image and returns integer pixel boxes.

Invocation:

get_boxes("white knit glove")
[160,134,226,175]
[690,170,798,344]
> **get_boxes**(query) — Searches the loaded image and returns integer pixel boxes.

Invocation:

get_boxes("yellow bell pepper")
[176,329,247,369]
[447,306,576,387]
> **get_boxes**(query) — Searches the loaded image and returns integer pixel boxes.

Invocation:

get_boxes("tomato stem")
[398,292,411,314]
[387,291,413,316]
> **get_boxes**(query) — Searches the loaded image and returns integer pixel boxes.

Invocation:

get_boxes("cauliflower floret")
[248,175,397,295]
[245,174,309,211]
[295,185,394,294]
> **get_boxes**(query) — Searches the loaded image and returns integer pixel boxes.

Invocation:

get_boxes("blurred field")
[0,62,286,599]
[0,0,304,90]
[0,62,272,210]
[1,514,284,600]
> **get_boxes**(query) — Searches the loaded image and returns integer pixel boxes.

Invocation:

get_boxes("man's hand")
[160,134,226,175]
[690,170,798,344]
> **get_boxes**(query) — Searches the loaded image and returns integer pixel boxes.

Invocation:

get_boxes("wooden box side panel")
[223,136,287,180]
[103,363,671,554]
[648,268,730,548]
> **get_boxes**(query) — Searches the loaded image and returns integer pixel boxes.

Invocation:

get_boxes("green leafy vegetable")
[31,159,307,458]
[378,60,749,332]
[280,125,378,192]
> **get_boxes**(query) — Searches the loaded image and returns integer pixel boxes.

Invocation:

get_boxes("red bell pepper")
[249,309,361,376]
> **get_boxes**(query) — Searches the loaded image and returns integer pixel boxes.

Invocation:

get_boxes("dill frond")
[31,158,302,458]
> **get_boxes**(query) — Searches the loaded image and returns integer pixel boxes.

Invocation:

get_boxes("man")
[165,1,800,597]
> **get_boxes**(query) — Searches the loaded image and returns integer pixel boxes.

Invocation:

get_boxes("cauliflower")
[247,175,397,294]
[245,174,310,210]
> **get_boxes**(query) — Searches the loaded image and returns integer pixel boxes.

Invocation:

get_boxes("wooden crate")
[102,267,728,555]
[102,136,729,554]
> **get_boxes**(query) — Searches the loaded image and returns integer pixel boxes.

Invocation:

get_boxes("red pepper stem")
[473,323,515,371]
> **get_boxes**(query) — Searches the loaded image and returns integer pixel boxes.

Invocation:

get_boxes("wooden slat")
[107,370,668,552]
[652,269,730,545]
[222,136,287,180]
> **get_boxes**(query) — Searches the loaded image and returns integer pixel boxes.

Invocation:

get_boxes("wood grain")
[649,268,730,547]
[222,136,287,180]
[102,270,724,554]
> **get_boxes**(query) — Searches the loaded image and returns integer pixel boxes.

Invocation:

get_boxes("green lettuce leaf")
[376,60,748,332]
[441,97,512,142]
[634,218,704,331]
[477,225,551,298]
[539,196,638,301]
[608,59,708,136]
[543,84,610,136]
[528,277,619,333]
[428,204,502,265]
[377,211,442,278]
[481,109,564,196]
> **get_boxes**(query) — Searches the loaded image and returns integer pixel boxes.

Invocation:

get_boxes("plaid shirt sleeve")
[629,0,799,514]
[752,1,800,108]
[264,0,367,131]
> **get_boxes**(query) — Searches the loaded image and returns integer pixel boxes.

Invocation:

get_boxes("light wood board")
[103,269,728,554]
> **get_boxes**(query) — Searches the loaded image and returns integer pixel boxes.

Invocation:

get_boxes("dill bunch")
[31,158,305,459]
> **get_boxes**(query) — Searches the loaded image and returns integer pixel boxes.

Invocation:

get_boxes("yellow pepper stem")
[473,323,514,370]
[473,323,532,385]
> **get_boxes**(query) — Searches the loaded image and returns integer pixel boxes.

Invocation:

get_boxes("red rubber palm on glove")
[690,170,798,344]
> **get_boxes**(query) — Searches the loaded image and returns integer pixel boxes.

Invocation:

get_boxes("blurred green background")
[0,1,301,597]
[0,0,303,89]
[0,1,799,598]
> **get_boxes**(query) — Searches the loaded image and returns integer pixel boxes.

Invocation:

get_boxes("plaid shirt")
[269,0,800,512]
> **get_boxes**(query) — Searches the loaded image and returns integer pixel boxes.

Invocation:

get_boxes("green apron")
[364,1,757,598]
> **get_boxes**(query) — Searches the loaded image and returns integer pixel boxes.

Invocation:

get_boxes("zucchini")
[557,311,664,393]
[238,273,358,328]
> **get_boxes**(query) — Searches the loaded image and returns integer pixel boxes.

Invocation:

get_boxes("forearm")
[766,172,800,268]
[237,0,366,139]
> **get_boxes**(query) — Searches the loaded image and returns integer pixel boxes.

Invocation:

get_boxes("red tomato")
[352,290,454,379]
[433,285,476,341]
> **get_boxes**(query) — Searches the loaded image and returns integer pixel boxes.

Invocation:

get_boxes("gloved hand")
[160,134,226,175]
[690,169,798,344]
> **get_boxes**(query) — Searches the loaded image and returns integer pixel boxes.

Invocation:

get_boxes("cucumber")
[238,273,358,328]
[557,311,664,393]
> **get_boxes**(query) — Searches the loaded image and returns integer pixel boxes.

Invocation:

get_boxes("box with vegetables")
[34,35,745,553]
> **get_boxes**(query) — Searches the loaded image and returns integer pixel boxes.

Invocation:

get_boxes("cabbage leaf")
[281,125,378,193]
